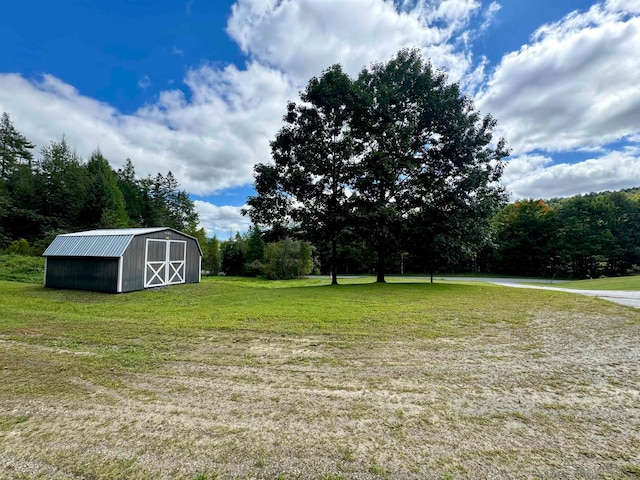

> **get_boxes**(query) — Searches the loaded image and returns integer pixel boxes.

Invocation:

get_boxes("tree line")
[0,112,198,254]
[488,191,640,279]
[241,49,640,281]
[195,226,314,280]
[203,187,640,281]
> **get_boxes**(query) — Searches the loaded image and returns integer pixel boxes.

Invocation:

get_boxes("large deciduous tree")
[246,50,508,282]
[246,65,359,284]
[352,49,508,281]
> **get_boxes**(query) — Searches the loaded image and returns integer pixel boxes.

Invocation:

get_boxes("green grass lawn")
[0,277,538,367]
[0,254,44,283]
[550,275,640,290]
[1,264,640,479]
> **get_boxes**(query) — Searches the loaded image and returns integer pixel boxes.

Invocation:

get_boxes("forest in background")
[218,189,640,280]
[2,111,640,280]
[487,191,640,278]
[0,112,199,255]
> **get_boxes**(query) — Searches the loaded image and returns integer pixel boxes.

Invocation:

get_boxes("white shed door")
[144,239,187,288]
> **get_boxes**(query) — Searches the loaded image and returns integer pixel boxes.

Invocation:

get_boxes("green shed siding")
[45,257,119,293]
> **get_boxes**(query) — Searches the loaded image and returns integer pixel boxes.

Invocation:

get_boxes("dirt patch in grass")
[2,306,640,480]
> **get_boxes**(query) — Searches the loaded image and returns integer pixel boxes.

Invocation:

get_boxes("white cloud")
[4,0,638,235]
[0,63,295,196]
[0,0,487,203]
[0,74,127,162]
[502,154,553,182]
[137,75,151,89]
[172,46,184,56]
[503,151,640,200]
[606,0,640,14]
[477,2,640,154]
[194,201,251,238]
[226,0,481,83]
[479,1,501,32]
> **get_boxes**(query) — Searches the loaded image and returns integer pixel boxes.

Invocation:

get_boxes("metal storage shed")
[42,228,202,293]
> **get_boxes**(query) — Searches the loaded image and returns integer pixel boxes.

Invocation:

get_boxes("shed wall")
[45,257,119,293]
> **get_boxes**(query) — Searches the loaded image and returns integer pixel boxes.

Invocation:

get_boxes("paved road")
[433,276,640,309]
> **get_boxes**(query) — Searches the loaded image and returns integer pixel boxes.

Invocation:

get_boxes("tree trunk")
[331,238,338,285]
[376,247,386,283]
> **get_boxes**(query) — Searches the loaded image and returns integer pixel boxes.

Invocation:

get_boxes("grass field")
[0,254,44,283]
[1,263,639,479]
[551,275,640,291]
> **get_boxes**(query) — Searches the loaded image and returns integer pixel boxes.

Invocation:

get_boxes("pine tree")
[0,112,35,180]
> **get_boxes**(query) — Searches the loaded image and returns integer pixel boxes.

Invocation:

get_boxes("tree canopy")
[246,49,509,282]
[246,64,358,284]
[0,112,34,180]
[490,190,640,278]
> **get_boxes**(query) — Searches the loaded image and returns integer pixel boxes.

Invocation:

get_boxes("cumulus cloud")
[1,0,495,235]
[194,201,252,238]
[477,1,640,154]
[503,150,640,199]
[0,0,486,196]
[226,0,482,83]
[0,74,127,163]
[0,63,295,196]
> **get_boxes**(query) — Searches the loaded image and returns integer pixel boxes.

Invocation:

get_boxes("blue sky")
[1,0,639,237]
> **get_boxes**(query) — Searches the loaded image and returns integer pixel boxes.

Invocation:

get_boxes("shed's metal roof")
[43,233,136,258]
[43,227,179,258]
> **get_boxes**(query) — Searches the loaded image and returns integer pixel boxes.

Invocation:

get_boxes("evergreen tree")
[2,164,46,243]
[80,150,129,229]
[35,137,87,230]
[142,171,199,231]
[204,236,221,275]
[0,112,35,180]
[244,225,265,276]
[117,158,146,226]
